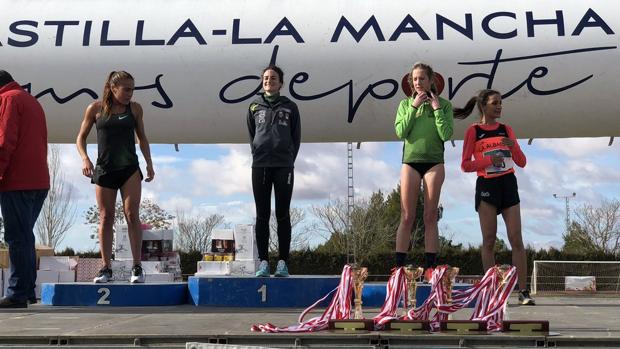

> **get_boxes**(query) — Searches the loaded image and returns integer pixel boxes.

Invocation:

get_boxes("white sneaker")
[93,267,113,283]
[129,265,145,283]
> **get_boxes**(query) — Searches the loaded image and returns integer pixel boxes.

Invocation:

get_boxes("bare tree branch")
[268,207,310,252]
[35,145,77,250]
[175,209,225,252]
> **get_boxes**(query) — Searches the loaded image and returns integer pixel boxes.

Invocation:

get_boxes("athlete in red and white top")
[456,89,534,305]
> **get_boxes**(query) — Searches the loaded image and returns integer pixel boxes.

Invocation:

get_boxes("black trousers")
[252,167,294,262]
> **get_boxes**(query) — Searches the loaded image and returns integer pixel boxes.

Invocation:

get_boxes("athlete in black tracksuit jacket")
[247,88,301,274]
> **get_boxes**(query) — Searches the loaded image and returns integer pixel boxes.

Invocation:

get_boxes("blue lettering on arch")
[100,21,130,46]
[331,15,385,42]
[44,21,79,46]
[389,14,430,41]
[572,8,615,36]
[232,19,262,44]
[265,17,304,43]
[436,14,473,40]
[482,12,517,39]
[136,20,166,46]
[8,20,39,47]
[526,10,565,37]
[167,19,207,46]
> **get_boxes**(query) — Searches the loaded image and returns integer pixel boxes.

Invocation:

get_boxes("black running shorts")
[475,172,520,215]
[92,165,143,190]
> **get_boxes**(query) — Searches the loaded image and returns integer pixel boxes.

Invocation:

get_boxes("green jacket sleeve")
[394,99,416,140]
[433,99,454,142]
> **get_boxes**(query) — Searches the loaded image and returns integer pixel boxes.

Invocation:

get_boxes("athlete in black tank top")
[95,104,139,173]
[77,71,154,284]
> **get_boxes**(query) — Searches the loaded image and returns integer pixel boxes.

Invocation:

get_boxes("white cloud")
[536,138,619,158]
[190,145,252,196]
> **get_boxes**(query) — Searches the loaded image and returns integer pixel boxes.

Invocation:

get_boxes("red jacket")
[0,81,50,191]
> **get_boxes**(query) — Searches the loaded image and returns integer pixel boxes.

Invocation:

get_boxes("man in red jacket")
[0,70,50,308]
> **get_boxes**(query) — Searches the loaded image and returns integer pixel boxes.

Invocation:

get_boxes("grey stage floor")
[0,294,619,348]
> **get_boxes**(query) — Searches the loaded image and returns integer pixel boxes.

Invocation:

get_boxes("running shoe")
[93,267,113,283]
[256,260,270,277]
[130,264,145,283]
[274,260,290,277]
[518,289,536,305]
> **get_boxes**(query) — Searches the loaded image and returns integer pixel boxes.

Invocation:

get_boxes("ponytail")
[453,97,478,119]
[454,89,501,120]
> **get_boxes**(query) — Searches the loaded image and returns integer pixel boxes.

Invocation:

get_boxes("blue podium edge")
[41,282,188,306]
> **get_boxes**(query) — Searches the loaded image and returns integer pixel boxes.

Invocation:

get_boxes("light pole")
[553,192,576,232]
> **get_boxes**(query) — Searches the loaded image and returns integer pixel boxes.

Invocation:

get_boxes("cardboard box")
[145,272,174,283]
[111,260,134,281]
[141,261,164,273]
[211,229,235,253]
[1,245,55,269]
[0,249,8,269]
[234,224,258,261]
[58,270,76,283]
[35,270,60,298]
[39,256,72,271]
[230,260,259,276]
[565,276,596,292]
[35,245,54,266]
[196,261,231,276]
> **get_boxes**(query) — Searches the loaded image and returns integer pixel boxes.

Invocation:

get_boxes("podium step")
[40,282,187,306]
[362,283,474,307]
[188,275,340,307]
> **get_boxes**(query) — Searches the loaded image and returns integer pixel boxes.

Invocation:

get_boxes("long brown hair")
[101,71,134,116]
[408,62,437,96]
[453,89,501,119]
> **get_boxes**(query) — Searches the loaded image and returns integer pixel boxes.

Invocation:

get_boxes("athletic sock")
[424,252,437,269]
[395,252,407,267]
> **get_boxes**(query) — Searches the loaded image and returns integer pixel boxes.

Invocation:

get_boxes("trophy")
[496,264,512,287]
[328,264,373,331]
[351,264,368,319]
[441,266,460,304]
[404,265,424,310]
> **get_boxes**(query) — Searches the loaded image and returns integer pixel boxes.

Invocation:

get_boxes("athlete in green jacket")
[393,63,454,274]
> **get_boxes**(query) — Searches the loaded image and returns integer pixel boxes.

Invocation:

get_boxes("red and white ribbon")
[251,264,354,333]
[373,267,409,329]
[433,265,518,332]
[406,265,450,331]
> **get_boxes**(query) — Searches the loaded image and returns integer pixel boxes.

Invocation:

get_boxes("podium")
[188,275,340,307]
[40,282,187,306]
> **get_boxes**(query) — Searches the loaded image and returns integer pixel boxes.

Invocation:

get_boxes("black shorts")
[475,172,520,215]
[405,162,442,177]
[92,165,143,190]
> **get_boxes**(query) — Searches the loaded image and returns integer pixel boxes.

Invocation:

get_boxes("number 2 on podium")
[97,287,111,305]
[257,284,267,302]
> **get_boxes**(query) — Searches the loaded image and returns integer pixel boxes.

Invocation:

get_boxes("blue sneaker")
[274,260,290,277]
[256,260,270,277]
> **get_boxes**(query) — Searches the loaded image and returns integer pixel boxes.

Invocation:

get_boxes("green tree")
[562,222,592,255]
[84,198,175,229]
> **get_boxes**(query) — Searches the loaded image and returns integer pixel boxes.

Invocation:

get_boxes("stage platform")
[40,277,473,308]
[0,295,618,348]
[41,282,188,306]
